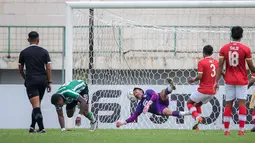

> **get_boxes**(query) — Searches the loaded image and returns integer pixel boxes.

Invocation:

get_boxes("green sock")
[86,112,95,122]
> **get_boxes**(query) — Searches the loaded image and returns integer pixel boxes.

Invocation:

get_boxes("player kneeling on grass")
[116,78,190,127]
[187,45,219,130]
[248,73,255,132]
[51,80,97,132]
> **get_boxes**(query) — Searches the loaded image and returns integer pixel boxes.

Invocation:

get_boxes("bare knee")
[187,99,195,104]
[30,96,40,108]
[194,102,203,107]
[83,104,89,116]
[163,108,172,116]
[226,100,234,107]
[238,99,246,106]
[160,91,168,101]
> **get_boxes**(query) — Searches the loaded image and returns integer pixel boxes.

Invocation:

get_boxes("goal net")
[67,2,255,130]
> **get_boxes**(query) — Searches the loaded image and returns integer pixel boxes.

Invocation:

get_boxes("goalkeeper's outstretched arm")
[116,112,141,128]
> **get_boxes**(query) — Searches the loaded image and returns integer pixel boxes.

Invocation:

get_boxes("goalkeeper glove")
[116,120,127,128]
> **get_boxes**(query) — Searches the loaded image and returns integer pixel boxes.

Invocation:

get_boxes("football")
[127,89,136,101]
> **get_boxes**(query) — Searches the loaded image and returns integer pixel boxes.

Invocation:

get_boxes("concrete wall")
[0,69,63,84]
[1,0,255,25]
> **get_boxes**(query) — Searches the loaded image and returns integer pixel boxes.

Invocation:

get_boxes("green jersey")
[56,80,87,104]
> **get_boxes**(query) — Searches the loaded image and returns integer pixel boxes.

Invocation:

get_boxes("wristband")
[147,100,153,105]
[77,114,82,118]
[47,81,52,84]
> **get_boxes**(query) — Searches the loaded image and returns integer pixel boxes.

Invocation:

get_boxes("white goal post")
[65,1,255,130]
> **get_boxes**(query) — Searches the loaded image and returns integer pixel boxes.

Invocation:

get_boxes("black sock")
[30,111,36,129]
[33,107,44,130]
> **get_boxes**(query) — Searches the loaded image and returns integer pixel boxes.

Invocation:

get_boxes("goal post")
[65,1,255,130]
[65,4,73,82]
[66,1,255,9]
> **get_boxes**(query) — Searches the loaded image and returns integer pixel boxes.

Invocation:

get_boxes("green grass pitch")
[0,129,254,143]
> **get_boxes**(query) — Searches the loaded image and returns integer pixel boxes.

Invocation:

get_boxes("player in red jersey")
[187,45,219,130]
[248,73,255,132]
[215,26,255,136]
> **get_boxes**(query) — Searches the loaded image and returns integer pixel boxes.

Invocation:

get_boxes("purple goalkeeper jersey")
[126,89,169,123]
[135,89,157,114]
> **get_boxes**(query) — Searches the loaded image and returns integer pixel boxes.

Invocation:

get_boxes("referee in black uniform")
[18,31,52,133]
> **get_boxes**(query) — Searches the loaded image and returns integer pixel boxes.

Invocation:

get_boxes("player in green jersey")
[51,80,97,132]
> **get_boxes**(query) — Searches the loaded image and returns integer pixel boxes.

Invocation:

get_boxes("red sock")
[239,106,246,131]
[196,105,202,115]
[253,110,255,126]
[188,103,199,120]
[223,106,232,132]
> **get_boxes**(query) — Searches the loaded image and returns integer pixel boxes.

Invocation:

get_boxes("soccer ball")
[127,89,136,101]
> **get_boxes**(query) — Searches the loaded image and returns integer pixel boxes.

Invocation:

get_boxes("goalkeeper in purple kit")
[116,78,190,127]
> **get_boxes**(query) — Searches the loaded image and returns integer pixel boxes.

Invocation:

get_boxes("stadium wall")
[0,84,254,129]
[1,0,255,26]
[1,0,255,70]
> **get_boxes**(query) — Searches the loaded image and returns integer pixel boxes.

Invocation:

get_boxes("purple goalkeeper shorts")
[149,94,169,115]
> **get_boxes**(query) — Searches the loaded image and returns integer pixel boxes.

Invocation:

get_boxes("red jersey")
[197,57,218,95]
[219,42,252,85]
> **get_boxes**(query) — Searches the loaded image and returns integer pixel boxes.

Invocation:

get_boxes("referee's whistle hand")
[47,84,52,93]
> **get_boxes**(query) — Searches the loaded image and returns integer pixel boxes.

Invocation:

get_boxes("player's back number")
[210,64,216,77]
[228,51,239,67]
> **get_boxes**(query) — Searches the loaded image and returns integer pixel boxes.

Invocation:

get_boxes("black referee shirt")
[18,45,51,80]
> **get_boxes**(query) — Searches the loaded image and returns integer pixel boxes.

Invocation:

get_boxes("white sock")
[86,112,96,122]
[240,127,244,132]
[90,115,96,123]
[195,116,201,121]
[179,111,191,116]
[167,86,172,93]
[224,128,229,132]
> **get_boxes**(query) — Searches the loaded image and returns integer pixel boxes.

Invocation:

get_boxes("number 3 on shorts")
[229,51,239,67]
[210,64,216,77]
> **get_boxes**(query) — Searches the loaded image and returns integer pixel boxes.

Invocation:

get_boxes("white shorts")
[225,84,247,101]
[190,90,213,104]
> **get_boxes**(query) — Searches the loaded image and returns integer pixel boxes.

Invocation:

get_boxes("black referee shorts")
[66,86,89,110]
[25,80,47,101]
